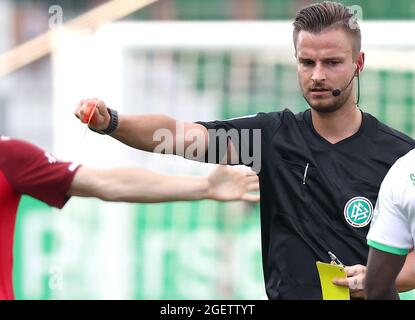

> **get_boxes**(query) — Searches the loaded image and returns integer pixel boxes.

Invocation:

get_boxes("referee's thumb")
[332,277,348,286]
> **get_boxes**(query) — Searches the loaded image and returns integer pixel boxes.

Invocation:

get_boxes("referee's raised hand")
[74,98,111,132]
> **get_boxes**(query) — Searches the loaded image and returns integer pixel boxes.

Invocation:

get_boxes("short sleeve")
[195,112,283,170]
[0,138,81,208]
[367,165,413,255]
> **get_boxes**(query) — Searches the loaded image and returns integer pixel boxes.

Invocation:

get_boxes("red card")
[81,101,97,124]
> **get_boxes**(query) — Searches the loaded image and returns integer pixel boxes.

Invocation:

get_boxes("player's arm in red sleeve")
[3,138,259,205]
[3,138,80,209]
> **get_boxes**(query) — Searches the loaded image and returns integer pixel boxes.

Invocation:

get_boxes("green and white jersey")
[367,149,415,255]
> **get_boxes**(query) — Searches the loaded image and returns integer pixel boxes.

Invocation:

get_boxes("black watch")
[91,108,118,135]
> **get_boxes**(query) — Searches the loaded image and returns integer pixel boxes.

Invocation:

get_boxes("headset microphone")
[332,70,358,97]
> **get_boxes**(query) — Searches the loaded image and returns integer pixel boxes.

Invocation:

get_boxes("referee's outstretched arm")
[74,98,236,164]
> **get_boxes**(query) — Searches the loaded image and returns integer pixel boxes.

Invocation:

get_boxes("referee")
[76,2,415,299]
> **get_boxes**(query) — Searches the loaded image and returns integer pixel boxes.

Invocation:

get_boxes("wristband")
[91,108,118,135]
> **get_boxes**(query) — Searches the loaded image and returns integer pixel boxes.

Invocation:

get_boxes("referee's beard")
[302,84,353,114]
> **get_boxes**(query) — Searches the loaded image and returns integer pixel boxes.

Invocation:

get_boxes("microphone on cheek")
[332,68,360,97]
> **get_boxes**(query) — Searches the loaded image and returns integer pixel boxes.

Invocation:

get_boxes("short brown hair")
[293,1,361,56]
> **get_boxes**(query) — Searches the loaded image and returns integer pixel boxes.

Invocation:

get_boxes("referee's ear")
[355,51,365,74]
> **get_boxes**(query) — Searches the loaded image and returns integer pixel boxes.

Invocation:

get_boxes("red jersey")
[0,136,80,300]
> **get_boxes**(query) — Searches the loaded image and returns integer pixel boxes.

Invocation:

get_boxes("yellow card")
[316,261,350,300]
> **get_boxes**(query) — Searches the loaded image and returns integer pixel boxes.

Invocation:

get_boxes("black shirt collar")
[302,108,367,146]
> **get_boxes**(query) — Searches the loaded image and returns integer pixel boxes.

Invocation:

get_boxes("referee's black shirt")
[196,108,415,300]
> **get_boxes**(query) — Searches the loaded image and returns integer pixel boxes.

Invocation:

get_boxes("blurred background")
[0,0,414,299]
